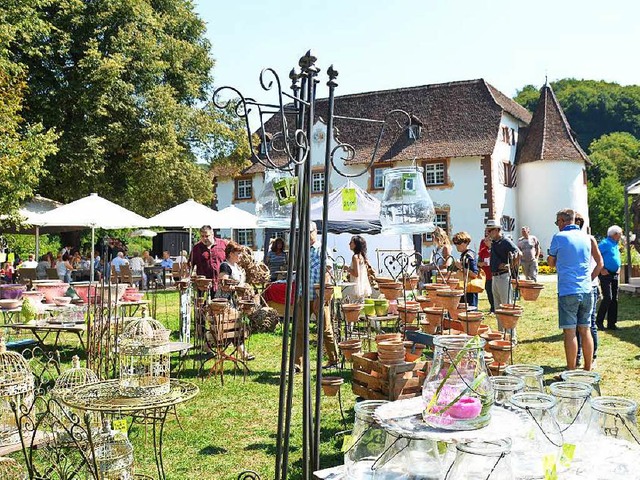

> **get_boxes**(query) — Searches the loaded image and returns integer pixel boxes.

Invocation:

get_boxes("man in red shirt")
[189,225,228,294]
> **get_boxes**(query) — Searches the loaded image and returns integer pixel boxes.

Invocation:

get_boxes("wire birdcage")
[118,317,170,397]
[0,456,27,479]
[90,428,134,480]
[0,340,35,447]
[51,355,100,436]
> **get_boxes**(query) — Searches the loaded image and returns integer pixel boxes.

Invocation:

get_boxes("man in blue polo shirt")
[548,208,594,371]
[596,225,622,330]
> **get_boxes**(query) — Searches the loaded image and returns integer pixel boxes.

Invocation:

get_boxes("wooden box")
[351,352,430,401]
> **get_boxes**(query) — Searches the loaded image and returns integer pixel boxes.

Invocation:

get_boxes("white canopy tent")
[35,193,150,281]
[146,198,222,252]
[211,205,259,229]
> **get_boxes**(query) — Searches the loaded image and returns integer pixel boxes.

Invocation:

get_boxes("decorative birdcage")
[90,428,134,480]
[0,456,27,479]
[51,355,100,436]
[0,339,35,447]
[118,317,170,397]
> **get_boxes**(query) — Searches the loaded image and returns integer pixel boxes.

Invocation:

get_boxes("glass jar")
[422,336,494,431]
[489,376,525,408]
[504,364,544,392]
[379,167,436,235]
[509,392,563,479]
[345,400,390,479]
[372,437,449,479]
[549,381,592,444]
[560,370,601,396]
[445,438,513,480]
[587,396,639,443]
[255,169,295,228]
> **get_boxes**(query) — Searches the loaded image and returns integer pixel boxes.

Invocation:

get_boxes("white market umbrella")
[211,205,259,230]
[147,198,222,251]
[129,229,158,238]
[35,193,150,281]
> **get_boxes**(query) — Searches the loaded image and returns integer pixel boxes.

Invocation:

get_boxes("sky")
[194,0,639,114]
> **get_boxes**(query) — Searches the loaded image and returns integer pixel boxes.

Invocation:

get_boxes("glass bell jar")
[560,370,601,396]
[422,336,494,431]
[509,392,563,480]
[445,438,513,480]
[371,437,449,479]
[379,166,436,235]
[504,364,544,392]
[587,396,639,443]
[489,375,525,408]
[255,169,295,228]
[548,381,592,444]
[344,400,389,479]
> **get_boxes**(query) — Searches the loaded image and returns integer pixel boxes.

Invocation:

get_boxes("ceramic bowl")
[0,298,23,309]
[0,284,27,300]
[34,282,70,303]
[53,296,72,306]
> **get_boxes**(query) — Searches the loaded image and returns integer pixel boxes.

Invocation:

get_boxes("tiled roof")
[241,79,532,174]
[516,84,589,165]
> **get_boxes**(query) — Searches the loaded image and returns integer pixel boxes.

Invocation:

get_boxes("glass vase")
[587,396,639,444]
[444,438,513,480]
[489,376,525,408]
[560,370,601,396]
[548,381,592,444]
[255,169,295,228]
[504,364,544,392]
[379,167,436,235]
[372,437,449,479]
[509,392,563,480]
[422,336,494,431]
[345,400,390,479]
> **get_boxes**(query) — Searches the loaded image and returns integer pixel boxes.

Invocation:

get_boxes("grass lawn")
[21,277,640,479]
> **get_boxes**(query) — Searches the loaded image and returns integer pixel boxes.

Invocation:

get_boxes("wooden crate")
[351,352,430,401]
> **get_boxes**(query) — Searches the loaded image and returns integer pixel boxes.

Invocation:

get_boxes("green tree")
[588,132,640,186]
[0,0,58,221]
[587,175,624,237]
[11,0,248,216]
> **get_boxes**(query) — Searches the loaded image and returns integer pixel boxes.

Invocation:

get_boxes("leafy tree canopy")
[514,79,640,150]
[8,0,248,216]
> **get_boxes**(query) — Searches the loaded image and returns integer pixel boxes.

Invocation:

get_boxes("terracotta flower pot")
[424,307,445,326]
[209,299,229,315]
[321,376,344,396]
[477,324,490,335]
[415,295,432,310]
[488,340,515,363]
[458,311,484,335]
[338,339,362,361]
[495,309,522,330]
[342,303,363,323]
[378,283,402,301]
[488,361,507,376]
[314,284,334,304]
[436,289,463,317]
[405,352,421,362]
[421,322,438,334]
[519,284,545,301]
[499,303,524,312]
[375,276,395,285]
[375,333,401,343]
[481,332,504,351]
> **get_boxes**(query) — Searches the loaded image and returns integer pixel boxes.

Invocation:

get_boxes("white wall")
[517,159,589,253]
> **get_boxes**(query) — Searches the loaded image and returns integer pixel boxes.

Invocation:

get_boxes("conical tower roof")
[516,84,589,165]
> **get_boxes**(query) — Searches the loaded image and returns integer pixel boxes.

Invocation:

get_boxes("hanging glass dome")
[118,317,170,397]
[0,340,35,447]
[255,169,295,228]
[379,166,436,234]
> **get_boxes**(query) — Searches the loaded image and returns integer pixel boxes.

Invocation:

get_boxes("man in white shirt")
[20,254,38,269]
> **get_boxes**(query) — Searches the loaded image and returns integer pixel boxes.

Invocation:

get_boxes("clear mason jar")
[345,400,390,479]
[587,396,639,443]
[255,169,295,228]
[504,364,544,392]
[444,438,513,480]
[380,167,436,235]
[489,376,525,408]
[560,370,601,396]
[548,381,592,444]
[422,336,494,431]
[509,392,563,479]
[372,437,449,479]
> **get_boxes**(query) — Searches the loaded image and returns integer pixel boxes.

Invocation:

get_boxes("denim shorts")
[558,293,593,329]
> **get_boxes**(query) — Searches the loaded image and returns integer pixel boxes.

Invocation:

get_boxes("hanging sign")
[342,188,357,212]
[402,173,418,195]
[274,177,298,206]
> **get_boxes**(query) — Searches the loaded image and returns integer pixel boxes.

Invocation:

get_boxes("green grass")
[19,279,640,479]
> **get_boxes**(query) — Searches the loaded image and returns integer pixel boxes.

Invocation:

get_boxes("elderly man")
[517,226,541,281]
[189,225,228,294]
[548,208,596,371]
[596,225,623,330]
[294,221,339,373]
[486,219,521,334]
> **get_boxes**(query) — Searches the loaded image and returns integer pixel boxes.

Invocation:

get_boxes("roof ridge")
[545,85,587,160]
[541,86,548,158]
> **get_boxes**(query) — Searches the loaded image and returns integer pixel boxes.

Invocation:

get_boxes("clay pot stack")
[376,341,406,365]
[495,305,523,330]
[415,295,432,310]
[435,289,464,316]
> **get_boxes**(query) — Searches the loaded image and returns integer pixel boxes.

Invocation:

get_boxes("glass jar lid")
[510,392,557,410]
[549,381,592,399]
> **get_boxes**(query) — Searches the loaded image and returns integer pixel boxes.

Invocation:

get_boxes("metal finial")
[327,65,338,80]
[298,50,318,72]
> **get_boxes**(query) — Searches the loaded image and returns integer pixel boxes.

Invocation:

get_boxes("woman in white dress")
[348,235,372,301]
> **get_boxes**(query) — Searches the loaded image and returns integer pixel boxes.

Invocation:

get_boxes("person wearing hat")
[486,219,521,335]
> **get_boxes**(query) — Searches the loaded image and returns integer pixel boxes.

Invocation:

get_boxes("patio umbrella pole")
[35,225,40,260]
[90,227,95,283]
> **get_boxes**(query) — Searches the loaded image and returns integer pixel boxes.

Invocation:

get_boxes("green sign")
[274,177,298,206]
[342,188,357,211]
[402,173,417,194]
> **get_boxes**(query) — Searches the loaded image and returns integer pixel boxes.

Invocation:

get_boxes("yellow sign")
[342,188,357,212]
[113,419,128,438]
